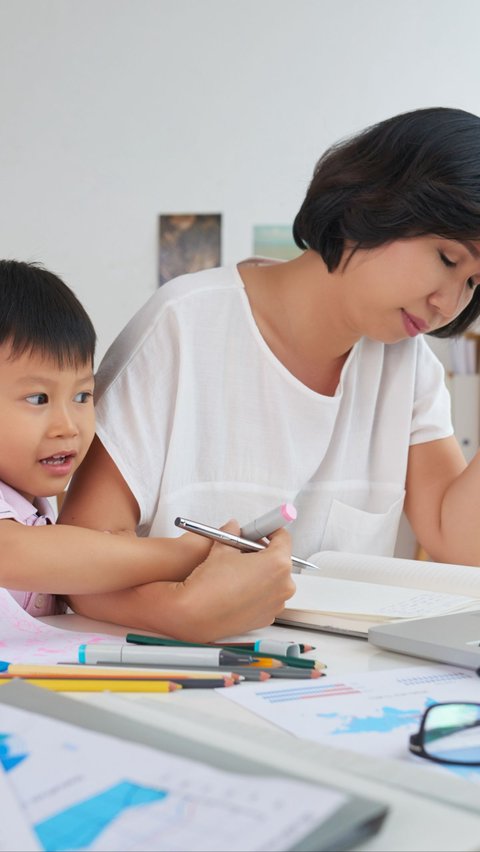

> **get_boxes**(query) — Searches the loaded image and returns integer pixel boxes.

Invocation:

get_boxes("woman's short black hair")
[293,107,480,338]
[0,260,96,365]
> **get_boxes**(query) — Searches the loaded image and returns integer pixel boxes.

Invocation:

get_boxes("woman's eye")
[26,393,48,405]
[439,252,456,268]
[74,391,93,404]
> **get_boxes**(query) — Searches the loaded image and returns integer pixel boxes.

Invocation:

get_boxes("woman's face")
[341,235,480,343]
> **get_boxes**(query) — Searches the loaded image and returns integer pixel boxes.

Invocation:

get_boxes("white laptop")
[368,610,480,671]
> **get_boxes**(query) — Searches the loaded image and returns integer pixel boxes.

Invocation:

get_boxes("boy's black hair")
[0,260,96,365]
[293,107,480,338]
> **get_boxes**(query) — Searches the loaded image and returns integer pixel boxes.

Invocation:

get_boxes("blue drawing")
[34,780,168,851]
[0,732,28,771]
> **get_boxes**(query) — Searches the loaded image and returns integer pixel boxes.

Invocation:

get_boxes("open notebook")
[276,550,480,637]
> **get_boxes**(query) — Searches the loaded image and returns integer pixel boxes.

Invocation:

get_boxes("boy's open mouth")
[40,453,74,466]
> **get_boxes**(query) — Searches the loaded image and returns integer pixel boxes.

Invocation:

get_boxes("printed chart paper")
[218,664,480,783]
[0,703,346,852]
[0,765,40,851]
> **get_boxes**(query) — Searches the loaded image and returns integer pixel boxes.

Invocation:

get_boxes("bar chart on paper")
[218,665,480,783]
[0,704,345,852]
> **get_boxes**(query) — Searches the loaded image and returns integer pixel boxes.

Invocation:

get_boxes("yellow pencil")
[246,657,284,669]
[0,678,181,693]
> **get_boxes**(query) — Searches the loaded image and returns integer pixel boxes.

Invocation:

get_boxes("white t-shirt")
[95,265,453,559]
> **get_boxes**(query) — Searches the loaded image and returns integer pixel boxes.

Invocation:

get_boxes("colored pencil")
[178,664,319,680]
[102,664,263,682]
[218,642,316,654]
[267,667,324,679]
[170,677,237,688]
[57,663,255,682]
[0,663,239,682]
[0,677,181,693]
[242,657,284,669]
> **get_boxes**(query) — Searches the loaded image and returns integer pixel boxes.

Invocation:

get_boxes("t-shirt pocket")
[320,491,406,556]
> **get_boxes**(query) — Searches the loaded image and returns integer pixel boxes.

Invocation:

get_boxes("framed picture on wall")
[158,213,222,286]
[253,225,301,261]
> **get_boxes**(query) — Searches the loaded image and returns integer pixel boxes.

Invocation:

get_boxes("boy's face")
[0,342,95,503]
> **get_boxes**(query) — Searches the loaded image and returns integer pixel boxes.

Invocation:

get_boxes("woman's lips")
[401,309,428,337]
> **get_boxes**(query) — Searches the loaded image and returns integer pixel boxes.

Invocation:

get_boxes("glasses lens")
[423,703,480,764]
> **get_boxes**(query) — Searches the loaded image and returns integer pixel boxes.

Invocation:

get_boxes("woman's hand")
[174,525,296,642]
[66,523,295,642]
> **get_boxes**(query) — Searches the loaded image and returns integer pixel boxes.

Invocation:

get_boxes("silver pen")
[174,517,318,573]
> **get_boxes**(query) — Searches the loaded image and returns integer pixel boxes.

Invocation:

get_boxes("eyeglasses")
[409,702,480,766]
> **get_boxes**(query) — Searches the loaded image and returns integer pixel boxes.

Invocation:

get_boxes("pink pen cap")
[240,502,297,541]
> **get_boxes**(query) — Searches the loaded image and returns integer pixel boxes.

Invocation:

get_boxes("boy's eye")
[26,393,48,405]
[439,252,456,268]
[74,391,93,404]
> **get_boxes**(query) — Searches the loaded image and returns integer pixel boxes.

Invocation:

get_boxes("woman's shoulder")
[158,264,241,303]
[94,266,241,393]
[125,265,242,333]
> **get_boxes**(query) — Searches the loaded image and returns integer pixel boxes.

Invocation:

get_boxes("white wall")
[1,0,480,362]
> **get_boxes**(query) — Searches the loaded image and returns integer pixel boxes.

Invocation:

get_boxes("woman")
[61,106,480,636]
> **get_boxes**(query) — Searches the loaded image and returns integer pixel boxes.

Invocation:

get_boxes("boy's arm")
[0,518,209,595]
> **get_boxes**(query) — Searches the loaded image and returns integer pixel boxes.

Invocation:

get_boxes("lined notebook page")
[288,575,477,619]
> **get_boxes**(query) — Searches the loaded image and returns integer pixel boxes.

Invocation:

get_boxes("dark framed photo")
[158,214,222,286]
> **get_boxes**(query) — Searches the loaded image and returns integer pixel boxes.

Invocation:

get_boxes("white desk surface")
[40,614,480,852]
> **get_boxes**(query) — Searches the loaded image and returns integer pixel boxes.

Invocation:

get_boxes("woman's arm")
[65,530,296,642]
[60,435,141,532]
[404,435,480,564]
[60,436,296,640]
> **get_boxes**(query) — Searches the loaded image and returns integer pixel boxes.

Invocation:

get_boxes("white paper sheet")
[0,588,123,664]
[218,664,480,783]
[0,765,40,851]
[0,703,346,852]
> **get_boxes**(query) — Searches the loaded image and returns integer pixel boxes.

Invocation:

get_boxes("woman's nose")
[428,281,470,320]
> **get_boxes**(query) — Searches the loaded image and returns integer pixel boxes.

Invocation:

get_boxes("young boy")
[0,260,293,636]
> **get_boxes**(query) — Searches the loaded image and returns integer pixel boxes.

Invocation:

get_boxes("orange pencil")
[0,664,241,681]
